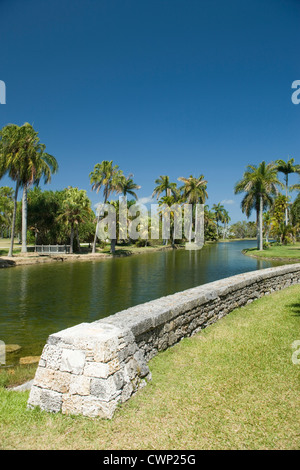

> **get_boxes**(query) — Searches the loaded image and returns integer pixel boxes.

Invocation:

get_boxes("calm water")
[0,240,281,364]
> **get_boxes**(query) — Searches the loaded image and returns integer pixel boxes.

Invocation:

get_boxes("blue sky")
[0,0,299,222]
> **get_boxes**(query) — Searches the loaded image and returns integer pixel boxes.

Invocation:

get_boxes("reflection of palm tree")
[234,161,282,250]
[276,158,300,224]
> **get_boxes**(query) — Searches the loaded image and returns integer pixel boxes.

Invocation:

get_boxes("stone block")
[60,349,86,375]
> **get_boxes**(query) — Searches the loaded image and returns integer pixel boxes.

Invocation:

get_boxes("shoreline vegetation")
[0,238,258,268]
[2,238,300,268]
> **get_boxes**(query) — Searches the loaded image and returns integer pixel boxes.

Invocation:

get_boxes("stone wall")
[27,263,300,418]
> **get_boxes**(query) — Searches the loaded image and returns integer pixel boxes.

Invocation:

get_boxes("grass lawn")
[244,242,300,261]
[0,284,299,450]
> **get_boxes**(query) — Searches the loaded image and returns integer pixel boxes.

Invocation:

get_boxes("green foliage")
[291,193,300,226]
[229,221,257,238]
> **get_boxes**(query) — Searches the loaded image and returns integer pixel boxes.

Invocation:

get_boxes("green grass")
[0,284,299,449]
[244,242,300,261]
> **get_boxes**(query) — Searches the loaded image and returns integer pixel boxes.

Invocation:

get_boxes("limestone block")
[60,349,86,375]
[82,396,118,419]
[33,367,71,393]
[69,375,91,396]
[62,394,83,415]
[90,375,121,402]
[28,386,62,413]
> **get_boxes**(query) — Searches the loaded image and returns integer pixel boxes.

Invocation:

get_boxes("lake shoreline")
[0,244,181,268]
[242,248,300,263]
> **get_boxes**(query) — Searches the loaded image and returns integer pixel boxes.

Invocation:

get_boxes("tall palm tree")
[0,124,29,256]
[178,175,208,243]
[212,203,226,238]
[276,158,300,225]
[0,123,58,255]
[158,191,182,247]
[89,160,124,253]
[234,161,282,250]
[20,125,58,253]
[222,209,231,239]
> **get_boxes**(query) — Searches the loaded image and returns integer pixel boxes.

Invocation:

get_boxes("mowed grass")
[245,242,300,260]
[0,284,299,450]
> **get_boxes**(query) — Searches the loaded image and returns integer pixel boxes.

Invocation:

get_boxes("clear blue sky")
[0,0,299,222]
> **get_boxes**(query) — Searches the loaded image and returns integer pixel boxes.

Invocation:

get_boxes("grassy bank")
[0,283,299,450]
[243,242,300,261]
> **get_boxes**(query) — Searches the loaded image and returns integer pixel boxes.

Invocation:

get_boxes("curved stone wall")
[27,263,300,418]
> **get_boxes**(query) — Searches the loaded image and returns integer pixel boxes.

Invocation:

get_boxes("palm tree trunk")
[21,184,28,253]
[70,225,74,254]
[285,175,288,226]
[76,226,81,253]
[259,195,263,251]
[92,216,99,253]
[8,180,19,257]
[110,238,116,254]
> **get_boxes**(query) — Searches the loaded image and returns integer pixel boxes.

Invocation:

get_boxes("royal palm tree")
[222,209,231,239]
[119,174,141,200]
[276,158,300,224]
[234,161,283,250]
[178,175,208,243]
[89,160,124,253]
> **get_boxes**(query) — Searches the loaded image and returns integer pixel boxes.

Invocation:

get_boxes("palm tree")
[158,192,182,247]
[20,125,58,253]
[0,123,58,255]
[57,187,92,254]
[0,124,28,256]
[178,175,208,243]
[89,160,124,253]
[119,174,141,200]
[212,203,226,238]
[152,175,177,199]
[234,161,283,250]
[222,209,231,239]
[276,158,300,224]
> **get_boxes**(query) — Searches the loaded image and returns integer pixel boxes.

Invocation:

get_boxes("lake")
[0,240,282,364]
